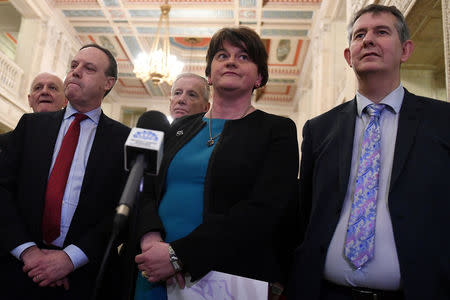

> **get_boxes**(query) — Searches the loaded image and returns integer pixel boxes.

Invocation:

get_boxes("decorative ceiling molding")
[42,0,323,106]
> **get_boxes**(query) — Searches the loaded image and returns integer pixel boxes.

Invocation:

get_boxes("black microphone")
[125,110,170,175]
[114,110,170,231]
[93,113,169,300]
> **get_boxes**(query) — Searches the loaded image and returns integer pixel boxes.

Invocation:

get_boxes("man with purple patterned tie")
[289,4,449,300]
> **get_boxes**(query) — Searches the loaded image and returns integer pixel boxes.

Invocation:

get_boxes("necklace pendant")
[207,139,215,147]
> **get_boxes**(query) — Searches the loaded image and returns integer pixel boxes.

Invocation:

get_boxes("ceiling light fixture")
[133,0,184,84]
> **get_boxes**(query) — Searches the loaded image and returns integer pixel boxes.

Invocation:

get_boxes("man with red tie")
[0,44,130,299]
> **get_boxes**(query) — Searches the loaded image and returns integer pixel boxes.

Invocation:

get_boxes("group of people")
[0,4,448,300]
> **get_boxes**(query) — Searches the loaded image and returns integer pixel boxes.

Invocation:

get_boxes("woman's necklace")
[207,104,253,147]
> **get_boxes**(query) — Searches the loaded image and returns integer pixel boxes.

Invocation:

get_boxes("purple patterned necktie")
[344,103,385,269]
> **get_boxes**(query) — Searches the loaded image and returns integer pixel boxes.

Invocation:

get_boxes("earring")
[208,79,212,85]
[254,82,260,88]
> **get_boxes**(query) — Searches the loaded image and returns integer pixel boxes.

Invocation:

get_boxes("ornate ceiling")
[46,0,322,112]
[404,0,444,74]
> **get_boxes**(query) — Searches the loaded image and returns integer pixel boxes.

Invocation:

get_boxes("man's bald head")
[28,72,67,113]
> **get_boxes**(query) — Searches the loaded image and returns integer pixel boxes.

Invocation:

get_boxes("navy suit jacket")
[289,90,450,300]
[0,109,130,299]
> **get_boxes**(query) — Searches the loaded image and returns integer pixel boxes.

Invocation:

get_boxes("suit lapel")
[79,112,110,197]
[34,110,65,189]
[390,90,423,191]
[338,99,357,194]
[37,110,65,173]
[32,110,64,228]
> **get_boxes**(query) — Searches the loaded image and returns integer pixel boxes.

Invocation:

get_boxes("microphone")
[125,110,170,175]
[93,113,169,300]
[114,111,170,231]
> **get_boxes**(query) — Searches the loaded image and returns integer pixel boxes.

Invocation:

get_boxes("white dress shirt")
[323,85,404,290]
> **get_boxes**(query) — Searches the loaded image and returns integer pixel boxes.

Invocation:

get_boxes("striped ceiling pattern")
[50,0,321,107]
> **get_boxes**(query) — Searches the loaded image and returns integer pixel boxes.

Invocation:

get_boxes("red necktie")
[42,113,88,244]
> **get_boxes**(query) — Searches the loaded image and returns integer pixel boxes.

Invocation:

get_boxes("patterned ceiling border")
[267,0,321,3]
[123,0,233,3]
[268,78,296,84]
[62,10,105,17]
[136,27,218,36]
[104,0,119,6]
[259,95,294,103]
[129,9,234,19]
[264,85,291,95]
[53,0,99,5]
[262,29,308,37]
[240,0,256,7]
[74,26,114,33]
[263,10,313,19]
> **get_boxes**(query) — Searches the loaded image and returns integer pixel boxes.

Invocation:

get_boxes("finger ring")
[141,271,149,279]
[35,275,40,281]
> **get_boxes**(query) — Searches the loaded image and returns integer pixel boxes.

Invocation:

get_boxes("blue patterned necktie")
[344,103,385,269]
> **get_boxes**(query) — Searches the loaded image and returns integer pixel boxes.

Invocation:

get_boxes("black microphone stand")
[91,155,146,300]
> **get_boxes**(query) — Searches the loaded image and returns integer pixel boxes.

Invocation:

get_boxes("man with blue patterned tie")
[289,4,449,300]
[0,44,130,299]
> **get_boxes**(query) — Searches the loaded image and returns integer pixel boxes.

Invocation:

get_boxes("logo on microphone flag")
[124,127,164,175]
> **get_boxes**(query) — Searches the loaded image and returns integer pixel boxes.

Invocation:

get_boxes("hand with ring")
[141,271,149,279]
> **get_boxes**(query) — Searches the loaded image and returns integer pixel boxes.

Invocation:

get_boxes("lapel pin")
[176,130,184,136]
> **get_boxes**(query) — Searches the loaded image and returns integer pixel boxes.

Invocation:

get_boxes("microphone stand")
[91,155,146,300]
[90,225,120,300]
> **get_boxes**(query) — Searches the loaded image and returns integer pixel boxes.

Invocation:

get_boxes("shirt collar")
[64,103,102,124]
[356,84,404,117]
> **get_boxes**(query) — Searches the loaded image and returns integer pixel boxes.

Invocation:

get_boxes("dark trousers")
[0,253,118,300]
[0,254,71,300]
[320,280,404,300]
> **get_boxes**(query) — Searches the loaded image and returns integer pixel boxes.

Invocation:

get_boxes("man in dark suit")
[27,72,68,113]
[289,4,449,300]
[0,131,10,154]
[169,73,210,120]
[0,44,130,299]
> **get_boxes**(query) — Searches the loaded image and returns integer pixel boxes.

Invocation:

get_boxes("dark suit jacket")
[0,109,130,299]
[120,110,299,299]
[0,131,12,155]
[288,90,450,300]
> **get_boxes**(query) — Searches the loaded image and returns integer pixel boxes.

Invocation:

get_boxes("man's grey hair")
[171,73,210,102]
[346,4,410,45]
